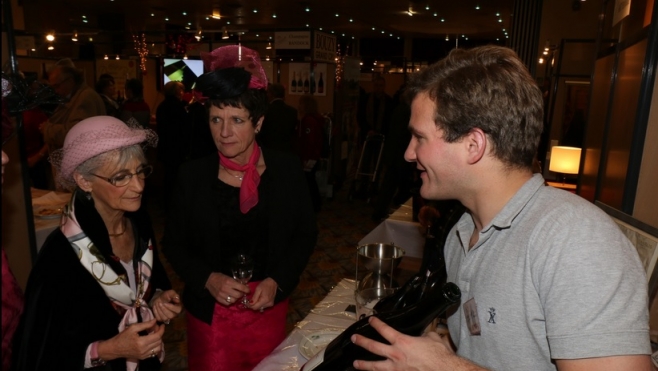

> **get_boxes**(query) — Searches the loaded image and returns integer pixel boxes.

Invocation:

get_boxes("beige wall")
[634,74,658,227]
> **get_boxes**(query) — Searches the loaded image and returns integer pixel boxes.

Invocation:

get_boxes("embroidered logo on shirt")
[487,308,496,324]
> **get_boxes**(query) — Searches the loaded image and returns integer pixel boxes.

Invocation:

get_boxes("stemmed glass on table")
[230,254,254,309]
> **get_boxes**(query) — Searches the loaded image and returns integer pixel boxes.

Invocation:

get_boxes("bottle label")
[301,348,325,370]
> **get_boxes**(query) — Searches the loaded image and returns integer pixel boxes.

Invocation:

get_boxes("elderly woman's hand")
[150,289,182,324]
[205,272,250,306]
[249,278,278,312]
[97,319,165,361]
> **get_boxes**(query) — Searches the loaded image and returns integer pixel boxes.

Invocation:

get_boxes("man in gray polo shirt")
[351,46,651,371]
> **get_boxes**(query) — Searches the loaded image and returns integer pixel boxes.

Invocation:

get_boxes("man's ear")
[73,171,93,193]
[464,128,487,165]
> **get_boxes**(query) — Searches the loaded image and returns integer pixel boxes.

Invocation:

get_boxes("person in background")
[351,46,651,371]
[13,116,182,370]
[155,81,187,212]
[96,77,120,118]
[41,65,106,155]
[357,75,394,143]
[296,94,324,213]
[121,78,151,128]
[1,76,25,371]
[163,45,317,371]
[258,83,298,153]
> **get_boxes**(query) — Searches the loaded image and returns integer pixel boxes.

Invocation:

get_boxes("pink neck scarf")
[219,144,261,214]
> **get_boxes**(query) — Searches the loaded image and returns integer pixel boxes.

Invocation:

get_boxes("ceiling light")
[306,24,310,27]
[272,13,277,18]
[433,12,437,16]
[305,7,310,12]
[381,30,384,34]
[266,55,270,61]
[183,55,188,59]
[475,5,480,10]
[372,27,376,30]
[115,55,120,60]
[195,29,203,41]
[211,7,221,19]
[46,32,55,41]
[47,45,54,50]
[349,18,353,22]
[83,19,88,23]
[266,41,272,49]
[205,17,209,20]
[182,11,187,15]
[222,28,229,39]
[319,27,323,30]
[89,37,93,42]
[445,35,449,41]
[165,17,169,21]
[441,18,445,22]
[496,12,500,16]
[253,9,258,13]
[71,31,78,42]
[426,5,430,10]
[538,57,544,64]
[335,13,339,17]
[151,13,154,17]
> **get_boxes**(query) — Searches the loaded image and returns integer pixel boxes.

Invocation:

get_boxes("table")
[253,278,358,370]
[31,188,71,252]
[254,200,425,370]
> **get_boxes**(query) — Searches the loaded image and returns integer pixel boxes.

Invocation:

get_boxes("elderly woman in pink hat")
[13,116,181,371]
[162,46,317,370]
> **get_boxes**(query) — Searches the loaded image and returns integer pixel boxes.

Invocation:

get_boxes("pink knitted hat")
[51,116,157,189]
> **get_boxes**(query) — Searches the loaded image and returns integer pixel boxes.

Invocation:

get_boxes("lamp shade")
[549,146,582,174]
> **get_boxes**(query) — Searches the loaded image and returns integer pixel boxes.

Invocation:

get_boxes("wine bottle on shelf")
[303,73,310,93]
[301,281,461,371]
[310,72,316,94]
[291,72,297,93]
[318,73,324,94]
[297,73,304,92]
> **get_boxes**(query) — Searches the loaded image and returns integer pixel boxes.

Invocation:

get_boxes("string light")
[132,33,149,74]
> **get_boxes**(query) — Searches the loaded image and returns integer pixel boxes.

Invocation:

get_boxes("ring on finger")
[151,348,156,358]
[226,295,232,303]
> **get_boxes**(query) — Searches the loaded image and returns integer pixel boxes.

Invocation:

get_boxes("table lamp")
[549,146,582,184]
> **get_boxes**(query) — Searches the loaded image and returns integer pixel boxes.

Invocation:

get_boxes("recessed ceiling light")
[305,7,310,12]
[498,19,502,22]
[205,17,209,20]
[331,30,334,33]
[165,17,169,21]
[256,34,259,37]
[496,12,500,16]
[227,21,231,24]
[476,5,480,10]
[349,18,353,22]
[342,33,345,36]
[306,24,310,27]
[441,18,445,22]
[389,33,393,36]
[335,13,339,17]
[381,30,384,33]
[426,5,430,10]
[182,12,186,16]
[319,27,323,30]
[188,22,192,25]
[253,9,258,13]
[372,27,375,30]
[83,19,88,23]
[82,15,86,18]
[272,13,277,18]
[151,13,154,17]
[433,13,437,16]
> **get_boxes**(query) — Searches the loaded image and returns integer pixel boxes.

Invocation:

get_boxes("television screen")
[163,58,204,91]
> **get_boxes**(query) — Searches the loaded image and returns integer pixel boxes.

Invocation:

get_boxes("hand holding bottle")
[351,317,484,371]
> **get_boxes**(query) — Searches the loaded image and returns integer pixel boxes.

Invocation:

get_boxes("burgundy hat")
[201,45,268,89]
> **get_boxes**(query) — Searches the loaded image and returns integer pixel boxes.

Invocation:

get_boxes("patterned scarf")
[60,191,163,370]
[219,144,261,214]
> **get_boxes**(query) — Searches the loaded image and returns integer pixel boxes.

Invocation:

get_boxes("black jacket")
[258,99,299,153]
[12,192,171,371]
[162,148,318,324]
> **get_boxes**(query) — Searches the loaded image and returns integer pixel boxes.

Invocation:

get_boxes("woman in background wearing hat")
[12,116,181,371]
[163,46,317,370]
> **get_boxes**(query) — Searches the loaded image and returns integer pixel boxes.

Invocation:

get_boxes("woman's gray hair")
[74,144,146,185]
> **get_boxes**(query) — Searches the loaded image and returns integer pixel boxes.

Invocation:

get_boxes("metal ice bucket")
[356,243,405,291]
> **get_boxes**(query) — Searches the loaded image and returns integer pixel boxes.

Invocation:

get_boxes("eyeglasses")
[91,165,153,187]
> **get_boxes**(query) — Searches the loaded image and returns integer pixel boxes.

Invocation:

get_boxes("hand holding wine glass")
[230,254,254,309]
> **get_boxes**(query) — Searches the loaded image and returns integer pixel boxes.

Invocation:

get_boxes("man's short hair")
[406,45,543,169]
[163,81,183,97]
[267,83,285,99]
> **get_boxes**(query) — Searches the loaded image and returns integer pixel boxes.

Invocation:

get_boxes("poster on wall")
[96,59,138,93]
[288,63,327,96]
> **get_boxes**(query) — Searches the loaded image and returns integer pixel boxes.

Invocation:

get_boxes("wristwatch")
[90,341,107,367]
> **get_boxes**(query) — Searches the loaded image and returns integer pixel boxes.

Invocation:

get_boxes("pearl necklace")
[221,165,244,181]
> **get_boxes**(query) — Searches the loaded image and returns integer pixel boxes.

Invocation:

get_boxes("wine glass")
[230,254,254,308]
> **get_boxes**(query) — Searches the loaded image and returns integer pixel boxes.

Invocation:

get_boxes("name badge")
[463,297,481,335]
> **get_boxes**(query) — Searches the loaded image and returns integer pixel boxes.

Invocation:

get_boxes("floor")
[144,164,384,371]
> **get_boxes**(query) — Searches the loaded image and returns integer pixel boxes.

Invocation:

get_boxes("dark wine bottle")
[297,73,303,92]
[291,72,297,93]
[300,282,461,371]
[318,73,324,94]
[311,73,316,94]
[303,73,310,93]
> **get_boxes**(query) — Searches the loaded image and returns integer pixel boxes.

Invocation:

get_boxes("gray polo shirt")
[445,174,650,370]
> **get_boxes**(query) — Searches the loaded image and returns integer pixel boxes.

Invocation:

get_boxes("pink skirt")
[187,281,288,371]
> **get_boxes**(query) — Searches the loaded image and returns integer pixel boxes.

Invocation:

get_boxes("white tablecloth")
[31,188,70,252]
[253,279,357,370]
[358,199,425,258]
